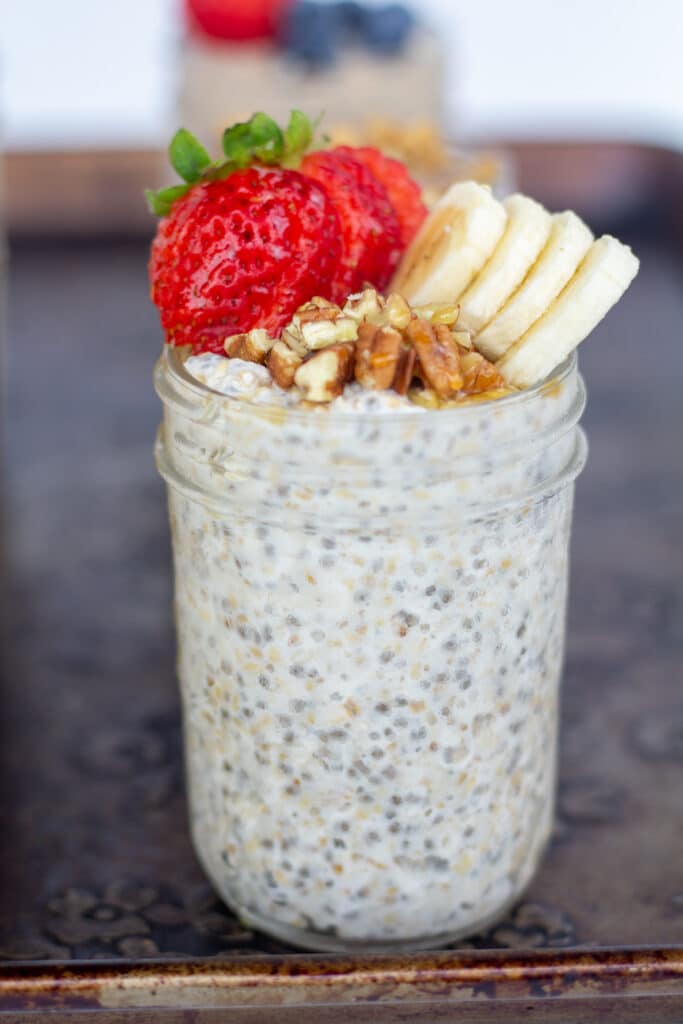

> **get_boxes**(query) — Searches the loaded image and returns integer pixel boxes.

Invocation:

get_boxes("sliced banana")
[391,181,507,306]
[457,194,553,334]
[497,235,640,387]
[476,211,594,361]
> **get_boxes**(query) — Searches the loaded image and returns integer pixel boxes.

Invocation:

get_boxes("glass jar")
[154,348,587,952]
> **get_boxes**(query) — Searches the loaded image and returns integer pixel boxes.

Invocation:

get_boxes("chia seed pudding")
[154,345,587,951]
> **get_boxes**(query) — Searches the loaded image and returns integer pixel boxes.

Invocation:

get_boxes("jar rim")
[160,345,578,425]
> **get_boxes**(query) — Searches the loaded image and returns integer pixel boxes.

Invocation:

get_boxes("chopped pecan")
[302,315,358,350]
[355,323,403,390]
[224,328,275,363]
[294,344,356,403]
[406,319,463,398]
[392,345,417,396]
[300,296,342,319]
[343,288,386,323]
[460,350,506,393]
[383,292,412,330]
[413,302,461,326]
[267,341,303,389]
[284,297,358,353]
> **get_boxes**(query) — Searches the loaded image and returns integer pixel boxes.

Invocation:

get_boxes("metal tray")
[1,142,681,1020]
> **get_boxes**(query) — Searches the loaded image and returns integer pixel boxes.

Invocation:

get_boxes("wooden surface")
[4,141,682,237]
[0,166,682,1016]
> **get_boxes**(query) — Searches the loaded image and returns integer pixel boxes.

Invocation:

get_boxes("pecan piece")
[284,297,358,353]
[383,292,412,330]
[406,319,463,398]
[224,328,275,364]
[460,350,506,393]
[343,288,385,323]
[302,315,358,350]
[294,344,355,403]
[355,323,402,390]
[413,302,461,326]
[392,345,417,396]
[267,341,303,389]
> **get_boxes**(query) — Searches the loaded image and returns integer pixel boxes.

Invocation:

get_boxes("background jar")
[155,348,587,952]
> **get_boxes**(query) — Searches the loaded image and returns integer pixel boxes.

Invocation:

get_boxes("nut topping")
[413,303,461,326]
[343,288,386,324]
[302,315,358,350]
[218,286,516,407]
[294,344,356,403]
[406,319,463,398]
[383,292,412,330]
[355,323,403,390]
[283,297,359,353]
[224,328,275,363]
[460,351,506,393]
[392,344,417,396]
[268,341,303,389]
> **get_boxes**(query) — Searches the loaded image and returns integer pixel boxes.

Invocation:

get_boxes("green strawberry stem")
[146,110,322,216]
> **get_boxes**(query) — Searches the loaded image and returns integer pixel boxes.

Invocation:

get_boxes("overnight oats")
[147,112,639,950]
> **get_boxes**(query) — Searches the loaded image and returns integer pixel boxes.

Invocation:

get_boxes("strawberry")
[185,0,292,41]
[301,147,402,297]
[148,116,342,353]
[348,146,427,247]
[146,113,423,353]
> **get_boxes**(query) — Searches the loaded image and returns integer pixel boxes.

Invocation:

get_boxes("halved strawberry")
[301,147,403,298]
[150,167,342,353]
[147,113,417,353]
[347,145,427,247]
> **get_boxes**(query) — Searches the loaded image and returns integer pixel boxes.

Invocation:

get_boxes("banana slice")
[497,235,640,387]
[391,181,507,305]
[457,194,553,334]
[476,211,594,361]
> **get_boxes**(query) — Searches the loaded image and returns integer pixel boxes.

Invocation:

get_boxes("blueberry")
[360,3,415,56]
[330,1,364,32]
[279,1,343,67]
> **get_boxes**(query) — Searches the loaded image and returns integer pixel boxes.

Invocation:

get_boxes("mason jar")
[154,347,587,952]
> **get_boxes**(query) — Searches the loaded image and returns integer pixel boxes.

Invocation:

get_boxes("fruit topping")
[185,0,292,41]
[148,112,425,354]
[348,146,427,247]
[391,183,639,387]
[278,1,416,66]
[149,166,343,353]
[300,148,402,296]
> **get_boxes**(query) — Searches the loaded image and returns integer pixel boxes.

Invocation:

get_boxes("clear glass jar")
[154,348,587,952]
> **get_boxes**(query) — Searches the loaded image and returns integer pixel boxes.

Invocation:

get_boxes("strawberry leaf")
[146,184,190,216]
[222,113,285,167]
[147,110,320,211]
[221,121,255,167]
[283,110,313,160]
[169,129,211,183]
[249,113,285,164]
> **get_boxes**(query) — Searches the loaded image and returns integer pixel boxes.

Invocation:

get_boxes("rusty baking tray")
[0,142,682,1020]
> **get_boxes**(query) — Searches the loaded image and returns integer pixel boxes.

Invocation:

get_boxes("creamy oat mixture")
[156,348,586,948]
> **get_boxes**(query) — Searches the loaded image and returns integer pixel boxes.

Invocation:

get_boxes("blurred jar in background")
[176,0,511,200]
[178,0,445,152]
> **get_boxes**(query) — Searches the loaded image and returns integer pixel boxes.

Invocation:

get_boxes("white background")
[1,0,682,149]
